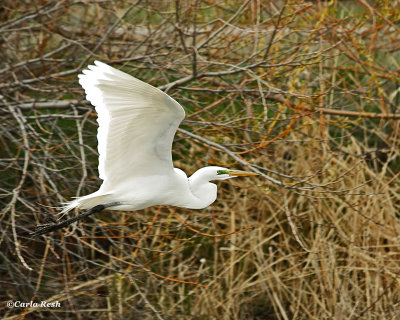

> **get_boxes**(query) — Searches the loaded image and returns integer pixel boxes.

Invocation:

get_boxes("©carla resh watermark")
[7,300,61,308]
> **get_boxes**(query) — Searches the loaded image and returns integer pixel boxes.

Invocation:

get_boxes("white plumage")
[62,61,257,213]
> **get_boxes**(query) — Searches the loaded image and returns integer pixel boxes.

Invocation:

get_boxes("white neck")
[186,170,218,209]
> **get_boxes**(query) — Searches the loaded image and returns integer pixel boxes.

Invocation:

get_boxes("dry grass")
[1,0,400,319]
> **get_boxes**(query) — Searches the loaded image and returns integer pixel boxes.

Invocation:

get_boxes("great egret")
[31,61,257,237]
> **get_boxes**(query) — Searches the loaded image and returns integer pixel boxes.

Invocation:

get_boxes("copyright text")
[7,300,61,308]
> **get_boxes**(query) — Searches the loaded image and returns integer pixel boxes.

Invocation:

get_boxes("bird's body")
[31,61,257,237]
[67,167,217,211]
[59,60,257,215]
[29,61,258,238]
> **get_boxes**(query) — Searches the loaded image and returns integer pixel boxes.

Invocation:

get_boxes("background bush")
[1,0,400,319]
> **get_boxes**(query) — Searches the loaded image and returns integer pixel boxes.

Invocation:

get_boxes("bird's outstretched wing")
[78,61,185,188]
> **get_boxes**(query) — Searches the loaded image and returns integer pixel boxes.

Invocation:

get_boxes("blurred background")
[1,0,400,319]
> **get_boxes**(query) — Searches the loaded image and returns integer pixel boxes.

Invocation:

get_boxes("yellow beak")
[227,170,259,177]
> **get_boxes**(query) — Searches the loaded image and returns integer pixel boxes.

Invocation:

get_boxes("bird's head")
[185,166,259,209]
[194,166,259,181]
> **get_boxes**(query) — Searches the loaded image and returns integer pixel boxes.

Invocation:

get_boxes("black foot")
[30,204,106,237]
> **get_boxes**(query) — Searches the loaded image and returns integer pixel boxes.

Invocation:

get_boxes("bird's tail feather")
[58,193,113,217]
[59,199,80,215]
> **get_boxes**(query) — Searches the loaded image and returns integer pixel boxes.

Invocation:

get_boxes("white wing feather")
[78,61,185,189]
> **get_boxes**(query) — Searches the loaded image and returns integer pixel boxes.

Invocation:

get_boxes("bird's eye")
[217,170,229,175]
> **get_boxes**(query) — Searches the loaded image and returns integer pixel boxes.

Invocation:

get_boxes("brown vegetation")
[1,0,400,319]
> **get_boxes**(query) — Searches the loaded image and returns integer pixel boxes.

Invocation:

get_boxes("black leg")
[30,204,107,237]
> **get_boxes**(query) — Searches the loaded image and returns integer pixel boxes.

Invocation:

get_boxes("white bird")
[31,61,257,236]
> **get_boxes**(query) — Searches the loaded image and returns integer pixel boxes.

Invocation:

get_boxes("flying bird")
[31,61,257,237]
